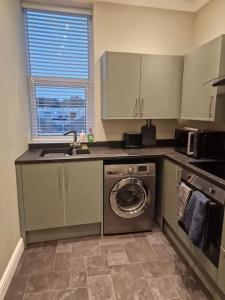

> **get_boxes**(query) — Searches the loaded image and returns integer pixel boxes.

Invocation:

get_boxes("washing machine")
[104,163,156,235]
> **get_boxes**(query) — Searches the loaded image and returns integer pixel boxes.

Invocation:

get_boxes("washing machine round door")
[110,177,150,219]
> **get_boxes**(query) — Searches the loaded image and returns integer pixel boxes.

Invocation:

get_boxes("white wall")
[0,0,29,279]
[93,2,194,141]
[193,0,225,48]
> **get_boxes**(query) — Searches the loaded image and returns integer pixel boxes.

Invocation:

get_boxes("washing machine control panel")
[105,164,153,177]
[138,165,147,172]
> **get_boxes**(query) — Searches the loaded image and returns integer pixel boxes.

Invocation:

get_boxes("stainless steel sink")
[40,148,73,157]
[75,149,90,155]
[40,148,90,158]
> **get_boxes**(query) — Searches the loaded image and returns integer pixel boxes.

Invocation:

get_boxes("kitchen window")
[23,7,93,140]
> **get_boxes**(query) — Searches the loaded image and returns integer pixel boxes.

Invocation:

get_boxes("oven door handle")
[221,247,225,256]
[187,132,195,156]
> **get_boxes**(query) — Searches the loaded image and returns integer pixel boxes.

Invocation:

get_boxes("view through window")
[24,9,92,137]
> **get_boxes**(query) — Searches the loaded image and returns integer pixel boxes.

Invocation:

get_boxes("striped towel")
[177,182,192,222]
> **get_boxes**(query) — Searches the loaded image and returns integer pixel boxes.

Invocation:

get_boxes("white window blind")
[24,8,93,138]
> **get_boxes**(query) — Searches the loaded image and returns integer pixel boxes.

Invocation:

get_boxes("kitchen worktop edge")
[15,146,225,189]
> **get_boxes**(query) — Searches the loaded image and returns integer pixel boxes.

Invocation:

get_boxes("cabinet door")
[181,37,221,121]
[65,161,103,226]
[162,159,181,233]
[101,52,141,119]
[217,248,225,294]
[217,212,225,294]
[171,56,184,118]
[22,163,64,230]
[140,55,174,118]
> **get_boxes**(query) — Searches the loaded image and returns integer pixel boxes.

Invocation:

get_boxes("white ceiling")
[95,0,210,12]
[22,0,210,12]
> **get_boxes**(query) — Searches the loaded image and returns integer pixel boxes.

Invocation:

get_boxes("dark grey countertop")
[166,152,225,189]
[16,146,225,189]
[15,146,174,164]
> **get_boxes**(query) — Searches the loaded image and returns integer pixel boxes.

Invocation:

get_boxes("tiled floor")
[5,227,212,300]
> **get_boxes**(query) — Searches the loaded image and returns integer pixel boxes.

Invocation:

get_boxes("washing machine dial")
[128,167,134,174]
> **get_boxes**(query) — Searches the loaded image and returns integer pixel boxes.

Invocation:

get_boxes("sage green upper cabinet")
[101,52,141,119]
[101,51,183,119]
[181,35,225,121]
[65,161,103,226]
[162,159,181,233]
[21,163,64,231]
[217,211,225,294]
[140,55,183,118]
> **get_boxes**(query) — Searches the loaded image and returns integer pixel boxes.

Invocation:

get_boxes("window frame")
[23,5,93,142]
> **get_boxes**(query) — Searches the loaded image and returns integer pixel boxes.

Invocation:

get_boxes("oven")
[179,168,224,267]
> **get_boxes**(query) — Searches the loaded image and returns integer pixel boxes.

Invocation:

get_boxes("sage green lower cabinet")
[217,208,225,295]
[217,249,225,295]
[20,161,103,234]
[65,161,103,226]
[21,163,64,230]
[177,226,193,252]
[162,159,181,233]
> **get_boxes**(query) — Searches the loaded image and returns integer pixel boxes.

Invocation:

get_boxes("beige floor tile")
[54,252,70,271]
[111,264,154,300]
[23,291,50,300]
[88,275,115,300]
[99,234,135,246]
[171,275,210,300]
[70,257,86,271]
[56,240,72,253]
[87,255,109,276]
[148,276,179,299]
[70,265,87,288]
[107,251,129,266]
[4,275,28,300]
[26,274,49,293]
[151,242,171,260]
[71,239,100,257]
[47,270,70,290]
[25,241,57,254]
[100,244,125,255]
[20,252,55,275]
[125,240,157,263]
[50,288,89,300]
[5,231,212,300]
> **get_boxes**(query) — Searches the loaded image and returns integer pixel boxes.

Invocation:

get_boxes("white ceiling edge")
[194,0,210,11]
[21,0,210,12]
[95,0,210,12]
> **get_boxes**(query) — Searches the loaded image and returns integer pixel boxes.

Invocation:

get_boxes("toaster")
[123,132,142,148]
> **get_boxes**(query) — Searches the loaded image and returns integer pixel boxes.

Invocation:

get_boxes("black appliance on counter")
[123,132,142,148]
[175,128,225,159]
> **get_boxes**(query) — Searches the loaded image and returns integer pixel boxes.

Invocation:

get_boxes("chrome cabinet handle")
[176,168,182,185]
[140,97,144,117]
[58,167,61,194]
[187,132,195,156]
[221,247,225,256]
[66,164,69,193]
[134,98,138,117]
[209,91,214,119]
